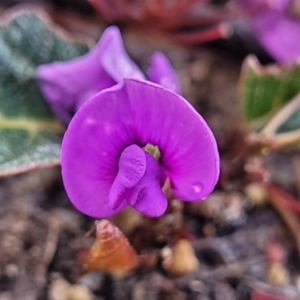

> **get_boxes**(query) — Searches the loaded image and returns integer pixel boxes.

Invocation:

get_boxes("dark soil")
[1,2,300,300]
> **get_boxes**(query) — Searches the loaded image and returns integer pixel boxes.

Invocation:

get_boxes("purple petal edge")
[100,27,146,82]
[147,52,181,94]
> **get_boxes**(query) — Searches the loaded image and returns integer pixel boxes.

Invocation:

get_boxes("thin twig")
[264,184,300,263]
[272,129,300,147]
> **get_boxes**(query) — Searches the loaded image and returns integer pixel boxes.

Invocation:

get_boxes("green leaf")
[0,8,89,176]
[239,55,300,130]
[277,102,300,134]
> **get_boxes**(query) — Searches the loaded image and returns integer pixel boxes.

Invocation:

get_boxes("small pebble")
[68,284,94,300]
[187,192,246,225]
[4,264,19,277]
[268,262,290,286]
[49,279,95,300]
[189,280,204,292]
[163,239,199,276]
[161,246,172,260]
[49,279,70,300]
[202,223,216,237]
[77,271,104,292]
[244,183,268,206]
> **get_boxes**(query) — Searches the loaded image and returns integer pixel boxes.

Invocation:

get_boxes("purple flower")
[61,79,219,218]
[37,26,181,124]
[147,52,181,95]
[237,0,300,62]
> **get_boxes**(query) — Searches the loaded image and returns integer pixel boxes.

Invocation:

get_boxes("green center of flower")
[143,143,161,160]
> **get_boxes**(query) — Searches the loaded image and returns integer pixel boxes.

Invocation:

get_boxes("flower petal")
[253,12,300,62]
[36,26,145,124]
[147,52,181,94]
[122,79,219,201]
[61,83,136,217]
[237,0,300,62]
[61,79,219,218]
[109,144,146,210]
[127,151,167,217]
[100,27,146,82]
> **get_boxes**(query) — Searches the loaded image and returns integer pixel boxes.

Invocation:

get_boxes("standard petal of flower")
[124,79,219,201]
[147,52,181,94]
[61,83,136,217]
[127,151,167,217]
[109,144,147,210]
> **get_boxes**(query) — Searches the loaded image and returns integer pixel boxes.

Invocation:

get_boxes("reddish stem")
[264,183,300,262]
[265,184,300,215]
[173,23,230,44]
[163,0,209,18]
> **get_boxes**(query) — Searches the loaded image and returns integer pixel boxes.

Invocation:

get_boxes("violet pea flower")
[237,0,300,62]
[61,78,219,218]
[36,26,181,124]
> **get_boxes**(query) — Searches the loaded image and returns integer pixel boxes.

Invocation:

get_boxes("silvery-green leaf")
[0,8,89,176]
[239,55,300,130]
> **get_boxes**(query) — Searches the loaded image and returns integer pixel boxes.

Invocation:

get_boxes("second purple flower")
[37,26,181,124]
